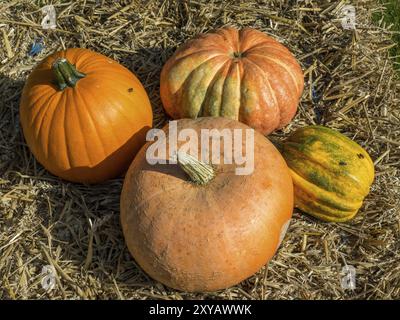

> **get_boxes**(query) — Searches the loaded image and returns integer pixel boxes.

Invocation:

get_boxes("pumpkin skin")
[120,117,293,292]
[20,48,153,183]
[160,27,304,135]
[282,126,375,222]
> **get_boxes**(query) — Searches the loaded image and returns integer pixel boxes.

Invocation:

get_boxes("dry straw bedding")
[0,0,399,300]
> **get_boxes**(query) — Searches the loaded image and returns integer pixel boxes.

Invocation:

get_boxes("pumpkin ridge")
[201,60,232,117]
[81,69,132,81]
[81,68,136,84]
[290,174,362,212]
[216,28,238,52]
[308,127,374,181]
[242,57,279,118]
[43,93,67,167]
[245,43,290,54]
[295,126,369,156]
[288,129,374,186]
[69,50,112,71]
[168,52,226,98]
[27,83,59,126]
[73,87,108,161]
[238,28,245,50]
[82,58,140,81]
[295,193,358,219]
[236,60,248,124]
[212,59,232,118]
[34,94,62,160]
[245,47,296,64]
[220,60,241,119]
[86,86,128,152]
[249,53,302,96]
[248,48,301,71]
[71,89,96,167]
[63,90,90,167]
[199,59,232,117]
[172,48,228,65]
[285,147,363,199]
[60,92,71,169]
[195,34,232,53]
[284,142,367,197]
[285,137,371,190]
[27,87,57,123]
[295,196,358,222]
[246,56,288,127]
[30,92,59,139]
[239,58,281,132]
[170,51,226,77]
[291,170,363,212]
[181,55,229,118]
[233,27,240,52]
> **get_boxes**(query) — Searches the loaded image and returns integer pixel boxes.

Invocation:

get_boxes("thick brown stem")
[177,151,215,185]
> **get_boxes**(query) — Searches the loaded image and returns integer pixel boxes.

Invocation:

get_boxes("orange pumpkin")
[160,27,304,135]
[120,117,293,292]
[19,48,153,183]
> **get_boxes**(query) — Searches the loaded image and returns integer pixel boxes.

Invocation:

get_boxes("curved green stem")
[177,151,215,185]
[232,51,243,59]
[52,58,86,90]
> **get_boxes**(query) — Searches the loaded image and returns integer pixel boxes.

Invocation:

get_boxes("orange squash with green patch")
[282,126,374,222]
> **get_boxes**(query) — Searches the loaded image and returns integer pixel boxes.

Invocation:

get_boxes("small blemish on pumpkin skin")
[357,153,365,159]
[128,88,133,93]
[339,161,347,166]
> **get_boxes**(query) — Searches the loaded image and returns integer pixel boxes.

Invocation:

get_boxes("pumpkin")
[160,27,304,135]
[120,117,293,292]
[282,126,375,222]
[19,48,153,183]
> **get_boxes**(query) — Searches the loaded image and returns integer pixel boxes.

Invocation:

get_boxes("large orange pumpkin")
[20,48,153,183]
[160,27,304,135]
[120,117,293,292]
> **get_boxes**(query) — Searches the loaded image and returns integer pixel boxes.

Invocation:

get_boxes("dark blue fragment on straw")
[29,38,44,56]
[311,85,320,104]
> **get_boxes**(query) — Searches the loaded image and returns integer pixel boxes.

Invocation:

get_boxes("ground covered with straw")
[0,0,399,300]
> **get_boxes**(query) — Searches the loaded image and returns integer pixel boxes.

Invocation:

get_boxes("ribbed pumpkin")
[282,126,374,222]
[20,48,153,183]
[160,27,304,135]
[120,117,293,292]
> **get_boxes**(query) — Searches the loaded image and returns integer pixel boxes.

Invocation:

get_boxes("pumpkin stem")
[52,58,86,90]
[232,51,243,59]
[177,151,215,185]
